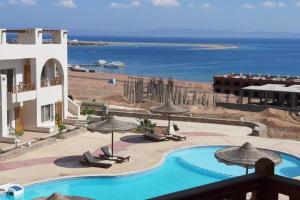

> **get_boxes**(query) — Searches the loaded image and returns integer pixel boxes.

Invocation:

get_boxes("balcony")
[151,158,300,200]
[8,83,35,94]
[0,29,67,45]
[41,77,62,88]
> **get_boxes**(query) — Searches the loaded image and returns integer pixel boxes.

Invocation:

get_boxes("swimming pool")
[1,146,300,200]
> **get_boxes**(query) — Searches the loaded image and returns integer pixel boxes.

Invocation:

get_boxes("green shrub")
[81,106,96,116]
[58,124,66,133]
[137,118,156,134]
[8,127,24,138]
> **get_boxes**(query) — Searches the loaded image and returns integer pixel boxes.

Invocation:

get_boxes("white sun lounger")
[0,183,24,196]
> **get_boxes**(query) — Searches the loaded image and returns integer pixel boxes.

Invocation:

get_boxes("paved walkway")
[0,118,299,185]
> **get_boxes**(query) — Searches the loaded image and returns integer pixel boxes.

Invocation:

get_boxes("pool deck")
[0,117,300,185]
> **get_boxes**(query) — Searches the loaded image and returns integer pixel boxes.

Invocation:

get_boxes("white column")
[0,75,8,137]
[52,30,68,45]
[18,28,42,44]
[0,29,7,45]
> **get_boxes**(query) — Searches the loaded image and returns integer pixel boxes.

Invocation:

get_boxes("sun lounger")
[166,133,186,141]
[80,151,115,168]
[166,125,187,141]
[100,146,130,163]
[143,133,168,142]
[0,183,24,196]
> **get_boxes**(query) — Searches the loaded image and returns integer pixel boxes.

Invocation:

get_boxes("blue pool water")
[1,146,300,200]
[68,36,300,81]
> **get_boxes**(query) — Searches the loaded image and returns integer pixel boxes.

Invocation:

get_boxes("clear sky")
[0,0,300,36]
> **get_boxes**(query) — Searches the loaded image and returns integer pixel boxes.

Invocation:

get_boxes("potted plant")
[56,123,66,139]
[8,127,23,147]
[81,106,96,123]
[55,114,66,139]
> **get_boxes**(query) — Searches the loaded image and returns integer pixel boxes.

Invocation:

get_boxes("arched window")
[41,59,63,87]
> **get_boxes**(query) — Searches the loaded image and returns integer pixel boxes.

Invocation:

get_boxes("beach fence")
[123,77,217,107]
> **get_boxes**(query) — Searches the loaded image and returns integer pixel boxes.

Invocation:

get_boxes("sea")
[68,36,300,82]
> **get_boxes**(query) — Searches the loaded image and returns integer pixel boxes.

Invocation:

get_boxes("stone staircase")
[64,112,87,128]
[64,98,87,128]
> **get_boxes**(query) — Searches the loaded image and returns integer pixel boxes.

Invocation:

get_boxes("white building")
[0,28,79,141]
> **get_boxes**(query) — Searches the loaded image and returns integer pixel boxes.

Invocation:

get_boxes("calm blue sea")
[68,36,300,82]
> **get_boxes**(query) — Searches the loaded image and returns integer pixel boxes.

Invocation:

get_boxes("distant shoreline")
[68,40,239,50]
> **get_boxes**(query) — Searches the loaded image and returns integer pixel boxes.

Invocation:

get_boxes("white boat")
[104,61,125,68]
[95,59,107,66]
[70,65,88,72]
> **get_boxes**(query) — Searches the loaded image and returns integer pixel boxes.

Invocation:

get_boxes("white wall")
[0,29,68,133]
[0,59,27,85]
[0,75,8,137]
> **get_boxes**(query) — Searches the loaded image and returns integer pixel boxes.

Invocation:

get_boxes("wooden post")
[254,158,277,200]
[192,91,197,105]
[239,90,244,104]
[226,94,229,103]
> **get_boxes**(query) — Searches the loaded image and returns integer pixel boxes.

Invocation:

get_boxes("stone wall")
[0,127,85,161]
[91,110,267,137]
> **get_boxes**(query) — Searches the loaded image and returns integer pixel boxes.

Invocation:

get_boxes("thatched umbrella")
[149,99,189,134]
[215,142,281,174]
[87,116,137,157]
[34,192,94,200]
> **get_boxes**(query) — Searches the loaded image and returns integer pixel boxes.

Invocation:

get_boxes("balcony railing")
[41,77,62,87]
[150,158,300,200]
[8,83,35,94]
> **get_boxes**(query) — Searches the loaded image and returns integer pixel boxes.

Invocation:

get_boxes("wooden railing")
[41,77,62,87]
[150,158,300,200]
[8,83,35,94]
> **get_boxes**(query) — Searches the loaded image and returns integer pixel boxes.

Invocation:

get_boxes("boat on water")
[103,61,125,69]
[69,65,88,72]
[95,59,107,66]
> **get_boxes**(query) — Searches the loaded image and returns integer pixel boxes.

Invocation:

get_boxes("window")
[215,89,221,93]
[7,110,11,127]
[215,80,221,85]
[234,81,240,86]
[234,90,240,96]
[224,81,230,86]
[41,104,53,122]
[244,83,250,87]
[254,92,260,98]
[0,68,14,88]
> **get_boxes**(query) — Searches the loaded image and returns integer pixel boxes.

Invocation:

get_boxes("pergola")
[240,84,300,108]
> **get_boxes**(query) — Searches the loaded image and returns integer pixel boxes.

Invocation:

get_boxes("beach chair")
[0,184,24,196]
[166,125,187,141]
[80,151,115,168]
[143,132,168,142]
[100,146,130,163]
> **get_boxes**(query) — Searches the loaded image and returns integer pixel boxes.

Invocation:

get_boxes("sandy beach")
[68,70,212,103]
[68,40,239,50]
[69,71,300,140]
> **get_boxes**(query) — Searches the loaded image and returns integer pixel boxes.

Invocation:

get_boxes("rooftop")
[0,28,67,45]
[243,84,300,93]
[214,73,300,82]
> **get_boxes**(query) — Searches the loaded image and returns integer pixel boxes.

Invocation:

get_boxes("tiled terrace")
[0,117,299,186]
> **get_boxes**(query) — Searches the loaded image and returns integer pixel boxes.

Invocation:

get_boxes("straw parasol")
[87,116,137,156]
[149,99,189,134]
[215,142,281,174]
[34,192,94,200]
